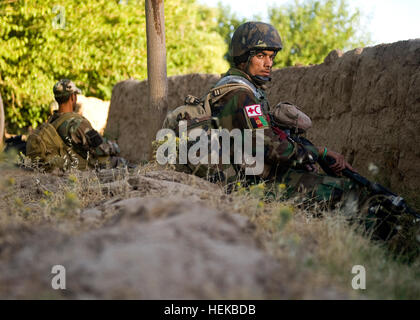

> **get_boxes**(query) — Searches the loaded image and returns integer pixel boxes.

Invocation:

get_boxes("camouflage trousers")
[279,169,407,240]
[265,168,370,210]
[243,168,401,240]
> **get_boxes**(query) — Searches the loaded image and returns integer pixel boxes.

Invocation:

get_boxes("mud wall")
[106,74,219,162]
[267,40,420,194]
[106,39,420,194]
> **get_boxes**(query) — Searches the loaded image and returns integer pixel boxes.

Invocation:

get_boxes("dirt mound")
[106,40,420,197]
[0,168,350,299]
[0,198,280,299]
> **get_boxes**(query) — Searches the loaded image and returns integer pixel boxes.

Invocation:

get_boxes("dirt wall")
[266,40,420,194]
[106,39,420,195]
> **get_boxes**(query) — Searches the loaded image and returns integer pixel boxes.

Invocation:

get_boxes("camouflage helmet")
[53,79,81,98]
[229,21,282,58]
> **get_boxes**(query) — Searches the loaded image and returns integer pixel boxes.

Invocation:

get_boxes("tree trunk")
[0,92,4,150]
[145,0,168,159]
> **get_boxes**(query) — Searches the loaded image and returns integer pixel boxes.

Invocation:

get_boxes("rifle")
[318,148,420,221]
[269,115,420,220]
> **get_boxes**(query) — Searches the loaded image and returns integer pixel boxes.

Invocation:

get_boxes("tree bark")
[0,92,4,150]
[145,0,168,159]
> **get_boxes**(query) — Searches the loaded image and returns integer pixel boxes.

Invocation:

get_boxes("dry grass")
[0,152,419,299]
[220,186,420,299]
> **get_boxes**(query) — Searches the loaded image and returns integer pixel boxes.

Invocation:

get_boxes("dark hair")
[54,94,72,105]
[233,52,250,66]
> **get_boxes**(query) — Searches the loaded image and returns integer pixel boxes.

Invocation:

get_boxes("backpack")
[26,113,87,171]
[162,82,255,130]
[161,82,255,183]
[270,102,312,134]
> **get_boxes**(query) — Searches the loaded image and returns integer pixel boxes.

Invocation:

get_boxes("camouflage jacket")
[48,111,120,167]
[211,68,319,177]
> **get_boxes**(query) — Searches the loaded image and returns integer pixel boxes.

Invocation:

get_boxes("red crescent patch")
[245,104,262,118]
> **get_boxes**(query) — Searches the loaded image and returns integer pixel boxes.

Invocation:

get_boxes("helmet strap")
[251,75,271,85]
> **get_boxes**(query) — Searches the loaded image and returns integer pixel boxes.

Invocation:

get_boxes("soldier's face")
[248,50,276,77]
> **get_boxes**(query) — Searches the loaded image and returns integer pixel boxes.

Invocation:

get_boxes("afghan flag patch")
[251,116,269,128]
[244,104,270,129]
[258,116,268,126]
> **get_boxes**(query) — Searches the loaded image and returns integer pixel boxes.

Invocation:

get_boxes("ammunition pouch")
[86,129,103,148]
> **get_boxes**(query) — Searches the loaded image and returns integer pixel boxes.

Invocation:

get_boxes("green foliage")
[0,0,228,132]
[213,3,247,62]
[0,0,372,131]
[269,0,371,67]
[165,1,228,75]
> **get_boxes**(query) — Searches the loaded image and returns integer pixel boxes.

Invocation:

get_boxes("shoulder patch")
[243,104,270,129]
[244,104,263,117]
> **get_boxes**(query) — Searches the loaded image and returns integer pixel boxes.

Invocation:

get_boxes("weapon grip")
[318,155,338,177]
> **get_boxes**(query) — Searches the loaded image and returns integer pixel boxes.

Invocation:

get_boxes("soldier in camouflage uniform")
[212,22,367,207]
[49,79,129,170]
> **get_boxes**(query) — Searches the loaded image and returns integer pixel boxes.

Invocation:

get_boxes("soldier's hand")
[305,164,318,173]
[326,149,355,174]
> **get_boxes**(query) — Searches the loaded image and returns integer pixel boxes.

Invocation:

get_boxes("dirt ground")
[0,165,355,299]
